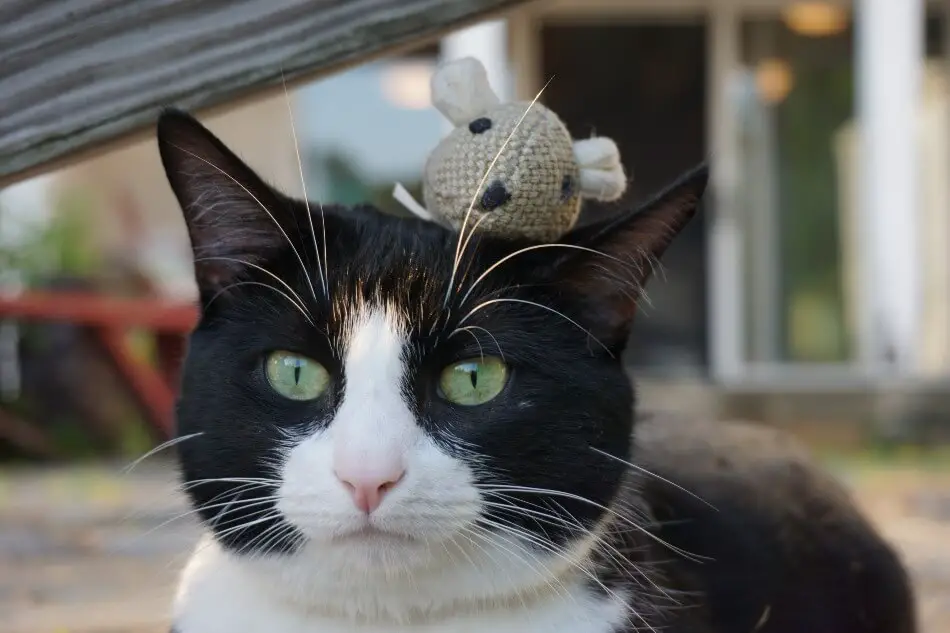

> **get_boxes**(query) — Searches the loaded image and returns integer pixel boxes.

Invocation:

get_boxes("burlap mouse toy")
[396,57,627,242]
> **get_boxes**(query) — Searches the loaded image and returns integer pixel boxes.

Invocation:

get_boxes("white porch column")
[440,20,512,133]
[707,4,745,381]
[856,0,924,375]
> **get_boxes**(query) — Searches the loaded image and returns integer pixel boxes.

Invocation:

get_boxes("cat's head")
[159,109,706,609]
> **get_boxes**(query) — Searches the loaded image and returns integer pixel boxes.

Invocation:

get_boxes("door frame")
[508,0,950,389]
[509,1,741,382]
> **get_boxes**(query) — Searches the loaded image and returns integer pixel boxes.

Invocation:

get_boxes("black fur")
[633,413,917,633]
[158,108,694,553]
[159,109,915,633]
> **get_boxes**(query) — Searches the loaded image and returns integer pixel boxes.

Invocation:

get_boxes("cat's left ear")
[556,164,709,350]
[157,108,296,296]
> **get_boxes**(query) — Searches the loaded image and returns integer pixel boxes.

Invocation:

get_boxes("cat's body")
[157,110,915,633]
[635,413,916,633]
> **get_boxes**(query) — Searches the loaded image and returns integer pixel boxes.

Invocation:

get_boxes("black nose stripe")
[480,180,511,211]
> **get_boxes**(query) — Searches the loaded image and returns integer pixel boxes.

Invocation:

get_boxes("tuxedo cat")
[158,110,915,633]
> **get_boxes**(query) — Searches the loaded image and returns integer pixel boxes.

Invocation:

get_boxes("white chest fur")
[172,541,629,633]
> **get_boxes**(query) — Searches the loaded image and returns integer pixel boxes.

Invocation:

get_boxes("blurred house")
[50,96,307,302]
[492,0,950,390]
[296,0,950,391]
[5,0,948,401]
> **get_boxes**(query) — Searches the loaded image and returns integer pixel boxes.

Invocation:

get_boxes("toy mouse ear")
[573,137,627,202]
[430,57,501,126]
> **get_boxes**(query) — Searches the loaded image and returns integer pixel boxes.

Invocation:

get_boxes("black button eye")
[480,180,511,211]
[561,175,574,201]
[468,117,492,134]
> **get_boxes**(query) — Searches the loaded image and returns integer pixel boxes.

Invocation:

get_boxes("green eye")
[265,351,330,401]
[438,356,508,406]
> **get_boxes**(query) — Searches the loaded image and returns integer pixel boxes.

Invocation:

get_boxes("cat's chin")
[176,533,623,629]
[277,509,472,574]
[295,530,445,574]
[193,526,586,622]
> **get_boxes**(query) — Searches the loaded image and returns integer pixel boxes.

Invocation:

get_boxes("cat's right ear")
[157,109,292,294]
[554,164,708,352]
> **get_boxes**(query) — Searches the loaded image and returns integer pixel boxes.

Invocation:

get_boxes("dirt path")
[844,465,950,633]
[0,462,195,633]
[1,460,948,633]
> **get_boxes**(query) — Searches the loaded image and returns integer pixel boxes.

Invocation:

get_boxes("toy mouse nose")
[334,465,406,514]
[481,180,512,211]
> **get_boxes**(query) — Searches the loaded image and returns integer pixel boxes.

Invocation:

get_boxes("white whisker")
[182,511,285,565]
[459,243,641,307]
[589,446,715,510]
[444,77,555,308]
[244,519,301,558]
[205,281,316,326]
[446,325,506,362]
[167,143,320,305]
[461,524,566,607]
[474,517,654,632]
[458,297,611,355]
[478,484,708,563]
[195,256,313,317]
[484,493,683,607]
[281,71,328,299]
[137,495,280,541]
[122,432,203,474]
[480,514,678,630]
[180,477,281,490]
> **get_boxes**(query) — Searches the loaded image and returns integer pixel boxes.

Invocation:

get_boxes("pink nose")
[334,468,405,514]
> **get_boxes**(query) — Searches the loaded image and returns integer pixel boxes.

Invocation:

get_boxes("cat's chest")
[173,598,627,633]
[172,551,630,633]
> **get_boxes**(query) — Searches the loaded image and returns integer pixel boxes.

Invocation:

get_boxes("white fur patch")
[174,538,630,633]
[174,303,627,631]
[276,307,479,552]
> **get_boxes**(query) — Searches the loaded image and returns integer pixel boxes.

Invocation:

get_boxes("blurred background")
[1,1,950,632]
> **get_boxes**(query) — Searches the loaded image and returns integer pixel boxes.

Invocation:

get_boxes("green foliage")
[0,187,140,461]
[0,188,102,286]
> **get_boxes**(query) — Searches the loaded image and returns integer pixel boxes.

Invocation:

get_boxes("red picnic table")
[0,291,198,446]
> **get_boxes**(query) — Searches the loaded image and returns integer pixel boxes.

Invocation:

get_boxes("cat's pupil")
[293,363,302,385]
[469,370,478,389]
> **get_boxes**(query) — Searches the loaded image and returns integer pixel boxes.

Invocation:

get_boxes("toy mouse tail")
[573,137,627,202]
[392,182,436,222]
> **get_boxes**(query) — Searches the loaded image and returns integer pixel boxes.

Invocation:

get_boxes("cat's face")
[158,110,705,595]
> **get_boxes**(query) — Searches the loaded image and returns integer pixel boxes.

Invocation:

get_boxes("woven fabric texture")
[423,102,581,242]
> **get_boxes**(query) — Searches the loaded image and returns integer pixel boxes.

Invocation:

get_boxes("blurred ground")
[0,461,193,633]
[1,456,949,633]
[833,459,950,633]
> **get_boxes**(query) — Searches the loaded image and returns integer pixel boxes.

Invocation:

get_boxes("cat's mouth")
[331,526,417,544]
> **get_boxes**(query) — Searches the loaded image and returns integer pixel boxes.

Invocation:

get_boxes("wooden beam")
[0,0,533,188]
[0,292,197,332]
[96,327,177,440]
